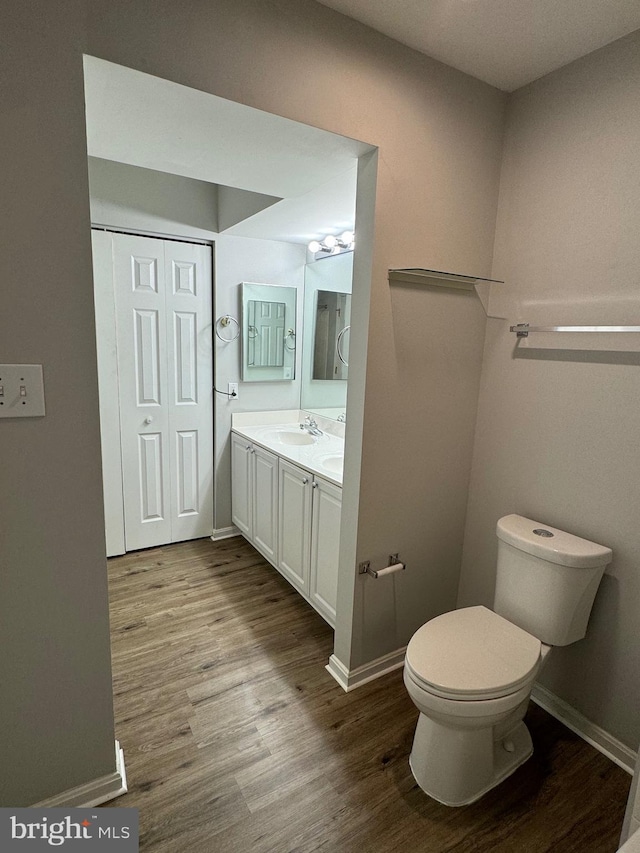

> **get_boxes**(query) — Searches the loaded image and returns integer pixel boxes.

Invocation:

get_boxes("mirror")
[312,290,351,380]
[241,282,296,381]
[301,252,353,420]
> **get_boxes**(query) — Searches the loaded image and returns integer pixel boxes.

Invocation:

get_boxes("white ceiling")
[83,57,366,244]
[314,0,640,91]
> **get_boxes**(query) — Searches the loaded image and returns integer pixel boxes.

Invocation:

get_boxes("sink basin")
[320,454,344,474]
[263,429,316,446]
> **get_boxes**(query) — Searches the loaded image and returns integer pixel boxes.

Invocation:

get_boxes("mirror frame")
[241,282,297,382]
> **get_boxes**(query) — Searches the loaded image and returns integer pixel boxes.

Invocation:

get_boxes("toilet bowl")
[403,514,612,807]
[403,605,548,806]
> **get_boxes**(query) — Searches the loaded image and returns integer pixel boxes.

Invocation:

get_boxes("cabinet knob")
[246,444,251,450]
[302,477,309,485]
[144,416,154,425]
[312,481,318,489]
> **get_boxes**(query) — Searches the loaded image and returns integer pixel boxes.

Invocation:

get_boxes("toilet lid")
[405,606,541,700]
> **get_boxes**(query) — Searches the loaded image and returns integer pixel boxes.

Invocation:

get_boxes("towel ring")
[284,329,296,351]
[215,315,240,342]
[336,324,350,366]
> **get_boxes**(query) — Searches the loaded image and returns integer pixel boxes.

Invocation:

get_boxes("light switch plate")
[0,364,46,418]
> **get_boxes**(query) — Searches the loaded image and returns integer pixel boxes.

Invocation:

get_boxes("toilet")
[403,514,612,807]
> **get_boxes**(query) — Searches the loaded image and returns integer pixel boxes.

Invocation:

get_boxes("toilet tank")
[494,514,612,646]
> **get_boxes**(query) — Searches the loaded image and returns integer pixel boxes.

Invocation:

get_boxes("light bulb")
[331,246,341,255]
[308,240,322,253]
[323,235,338,248]
[340,231,354,245]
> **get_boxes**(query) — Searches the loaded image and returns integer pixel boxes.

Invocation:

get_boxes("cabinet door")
[278,459,312,594]
[252,445,279,564]
[231,433,252,538]
[310,476,342,627]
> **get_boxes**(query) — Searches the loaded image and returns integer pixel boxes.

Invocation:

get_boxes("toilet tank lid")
[496,514,612,568]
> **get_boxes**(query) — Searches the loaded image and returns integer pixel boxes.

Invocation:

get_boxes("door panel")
[134,309,162,404]
[176,430,199,516]
[109,232,213,552]
[174,312,197,404]
[115,234,172,551]
[164,239,213,544]
[139,432,165,521]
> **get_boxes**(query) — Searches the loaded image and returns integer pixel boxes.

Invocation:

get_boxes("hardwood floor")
[106,536,630,852]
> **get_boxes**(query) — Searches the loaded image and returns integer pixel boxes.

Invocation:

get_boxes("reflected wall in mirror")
[313,291,351,380]
[241,282,296,382]
[301,252,353,420]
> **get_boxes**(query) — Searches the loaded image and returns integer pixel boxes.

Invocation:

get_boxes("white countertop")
[232,417,344,487]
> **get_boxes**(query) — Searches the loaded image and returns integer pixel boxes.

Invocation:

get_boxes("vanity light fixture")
[308,231,355,257]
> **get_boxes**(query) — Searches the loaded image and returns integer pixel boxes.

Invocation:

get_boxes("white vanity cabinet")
[230,433,278,564]
[231,427,342,628]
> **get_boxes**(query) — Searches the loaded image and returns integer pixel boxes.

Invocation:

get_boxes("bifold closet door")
[113,233,213,552]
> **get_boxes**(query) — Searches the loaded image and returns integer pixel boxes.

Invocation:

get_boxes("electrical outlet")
[228,382,239,400]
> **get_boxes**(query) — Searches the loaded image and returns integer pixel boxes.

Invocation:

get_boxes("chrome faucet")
[300,415,323,436]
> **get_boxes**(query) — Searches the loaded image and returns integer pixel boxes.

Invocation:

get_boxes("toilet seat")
[405,605,541,701]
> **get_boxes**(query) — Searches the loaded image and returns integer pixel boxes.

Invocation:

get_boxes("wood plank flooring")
[106,536,630,852]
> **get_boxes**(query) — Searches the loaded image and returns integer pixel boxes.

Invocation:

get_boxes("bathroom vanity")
[231,412,344,627]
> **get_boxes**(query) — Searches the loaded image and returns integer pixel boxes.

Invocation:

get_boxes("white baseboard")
[326,647,406,692]
[532,684,636,774]
[33,741,128,808]
[324,655,637,775]
[211,526,240,541]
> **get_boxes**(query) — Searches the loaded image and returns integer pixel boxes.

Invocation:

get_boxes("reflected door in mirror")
[248,299,286,367]
[313,290,351,380]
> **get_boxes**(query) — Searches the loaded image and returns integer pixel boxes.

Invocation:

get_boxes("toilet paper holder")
[359,554,406,579]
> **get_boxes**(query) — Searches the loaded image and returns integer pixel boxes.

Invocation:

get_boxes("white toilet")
[403,513,612,807]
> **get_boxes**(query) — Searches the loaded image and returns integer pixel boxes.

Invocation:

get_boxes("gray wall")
[0,2,116,804]
[458,31,640,749]
[2,0,505,803]
[89,157,219,238]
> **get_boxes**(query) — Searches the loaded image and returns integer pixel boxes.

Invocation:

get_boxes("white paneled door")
[93,231,213,553]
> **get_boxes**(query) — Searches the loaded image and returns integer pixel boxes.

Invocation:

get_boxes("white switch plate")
[0,364,46,418]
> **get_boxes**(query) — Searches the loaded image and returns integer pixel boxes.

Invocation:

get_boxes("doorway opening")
[83,53,377,657]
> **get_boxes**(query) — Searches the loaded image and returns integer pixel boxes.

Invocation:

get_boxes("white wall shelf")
[388,268,506,319]
[388,268,504,289]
